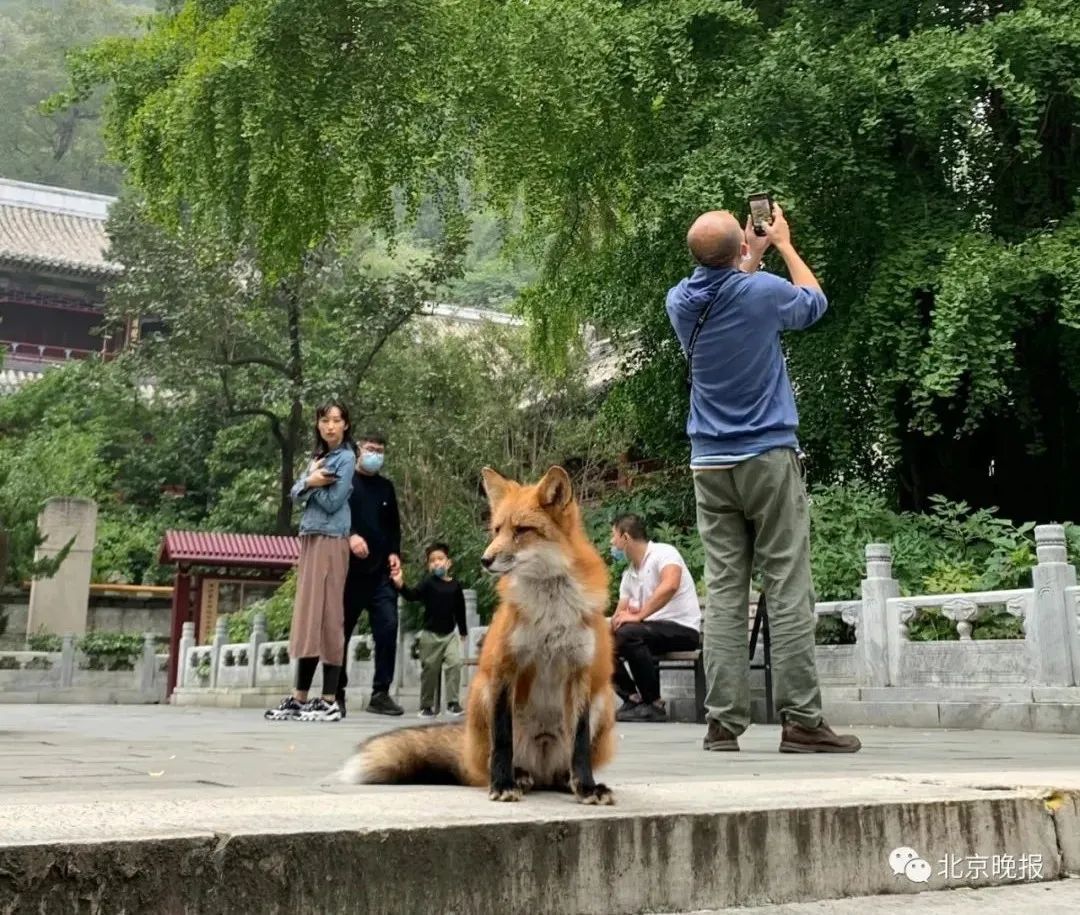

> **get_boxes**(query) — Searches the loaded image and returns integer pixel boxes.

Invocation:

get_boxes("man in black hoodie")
[338,433,404,716]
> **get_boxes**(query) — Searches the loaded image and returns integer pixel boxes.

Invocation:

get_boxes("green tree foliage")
[0,358,218,584]
[104,196,466,531]
[356,320,606,623]
[69,0,1080,520]
[457,0,1080,523]
[0,0,150,193]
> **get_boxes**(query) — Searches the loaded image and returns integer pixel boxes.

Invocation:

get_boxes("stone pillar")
[859,543,899,687]
[177,621,195,690]
[249,612,267,687]
[1028,525,1078,686]
[139,632,157,692]
[26,498,98,639]
[59,633,75,688]
[464,589,480,633]
[209,617,227,688]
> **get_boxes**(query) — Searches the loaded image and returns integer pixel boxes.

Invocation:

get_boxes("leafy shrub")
[0,655,20,670]
[226,572,297,642]
[78,631,144,670]
[583,477,1069,641]
[24,655,53,670]
[26,629,62,652]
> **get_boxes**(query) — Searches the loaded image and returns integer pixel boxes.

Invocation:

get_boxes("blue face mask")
[610,546,626,563]
[432,565,448,579]
[360,452,384,474]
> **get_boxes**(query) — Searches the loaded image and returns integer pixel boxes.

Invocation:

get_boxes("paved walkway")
[3,704,1079,801]
[689,879,1080,913]
[2,706,1078,913]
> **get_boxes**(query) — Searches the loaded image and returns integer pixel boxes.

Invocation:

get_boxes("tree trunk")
[275,280,305,535]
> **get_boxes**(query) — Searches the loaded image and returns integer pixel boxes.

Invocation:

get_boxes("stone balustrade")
[172,528,1080,729]
[0,632,168,702]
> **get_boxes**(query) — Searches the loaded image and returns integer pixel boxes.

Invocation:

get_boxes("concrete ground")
[2,705,1079,913]
[688,879,1080,913]
[3,704,1080,797]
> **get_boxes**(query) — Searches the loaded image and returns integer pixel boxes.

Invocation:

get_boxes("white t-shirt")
[619,542,701,632]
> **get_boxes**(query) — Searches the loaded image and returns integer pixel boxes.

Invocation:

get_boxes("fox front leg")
[569,707,614,805]
[488,684,520,802]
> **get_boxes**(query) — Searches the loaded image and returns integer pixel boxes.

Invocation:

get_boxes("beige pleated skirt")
[289,534,349,664]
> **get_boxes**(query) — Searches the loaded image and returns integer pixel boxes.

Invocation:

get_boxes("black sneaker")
[335,693,347,720]
[367,691,404,716]
[418,707,437,719]
[446,702,465,717]
[615,699,641,720]
[264,696,303,721]
[299,698,342,722]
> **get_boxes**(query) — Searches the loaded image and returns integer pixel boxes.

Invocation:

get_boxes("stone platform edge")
[2,781,1078,915]
[822,686,1080,733]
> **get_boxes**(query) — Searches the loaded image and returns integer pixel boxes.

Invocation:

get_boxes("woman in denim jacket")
[265,401,356,722]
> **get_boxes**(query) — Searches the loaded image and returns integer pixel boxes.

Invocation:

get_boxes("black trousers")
[339,571,399,697]
[613,620,700,704]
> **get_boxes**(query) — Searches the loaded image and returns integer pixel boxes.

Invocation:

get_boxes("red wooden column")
[166,565,192,699]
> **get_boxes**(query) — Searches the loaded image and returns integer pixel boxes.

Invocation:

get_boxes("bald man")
[666,204,861,755]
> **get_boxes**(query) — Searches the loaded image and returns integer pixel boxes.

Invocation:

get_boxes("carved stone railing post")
[249,612,267,687]
[138,632,157,692]
[1029,525,1078,685]
[59,633,76,688]
[859,543,898,686]
[210,618,228,688]
[177,621,195,689]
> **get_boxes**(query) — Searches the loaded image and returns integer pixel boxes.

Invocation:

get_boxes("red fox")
[340,465,616,803]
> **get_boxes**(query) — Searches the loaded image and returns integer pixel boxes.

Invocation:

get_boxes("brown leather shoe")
[779,721,861,753]
[702,719,739,751]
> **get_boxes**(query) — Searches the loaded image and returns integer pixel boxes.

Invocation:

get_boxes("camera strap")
[684,269,739,392]
[684,300,716,392]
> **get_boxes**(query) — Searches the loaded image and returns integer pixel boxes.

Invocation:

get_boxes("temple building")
[0,177,125,394]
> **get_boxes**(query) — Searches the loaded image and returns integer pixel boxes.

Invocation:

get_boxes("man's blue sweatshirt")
[665,266,828,468]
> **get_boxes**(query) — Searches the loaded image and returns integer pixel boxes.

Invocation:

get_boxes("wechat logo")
[889,846,932,884]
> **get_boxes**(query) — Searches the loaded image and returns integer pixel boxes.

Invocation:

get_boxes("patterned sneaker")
[299,698,342,722]
[418,707,438,719]
[264,696,303,721]
[446,702,465,717]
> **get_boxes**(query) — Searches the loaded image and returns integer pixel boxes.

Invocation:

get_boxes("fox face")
[480,466,577,579]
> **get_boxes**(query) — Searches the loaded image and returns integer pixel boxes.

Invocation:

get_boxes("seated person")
[609,513,701,722]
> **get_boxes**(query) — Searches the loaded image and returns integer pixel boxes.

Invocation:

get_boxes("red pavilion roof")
[158,530,300,569]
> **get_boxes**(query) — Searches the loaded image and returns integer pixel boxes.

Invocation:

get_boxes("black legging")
[295,657,341,697]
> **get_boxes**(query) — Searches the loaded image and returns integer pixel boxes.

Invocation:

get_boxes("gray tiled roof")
[0,178,119,279]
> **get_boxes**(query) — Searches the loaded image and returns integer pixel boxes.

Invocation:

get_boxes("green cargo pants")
[693,447,823,735]
[418,629,462,710]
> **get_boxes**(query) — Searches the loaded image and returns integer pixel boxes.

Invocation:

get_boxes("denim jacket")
[290,445,355,537]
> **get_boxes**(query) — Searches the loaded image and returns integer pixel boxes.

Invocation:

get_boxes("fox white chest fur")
[505,572,597,781]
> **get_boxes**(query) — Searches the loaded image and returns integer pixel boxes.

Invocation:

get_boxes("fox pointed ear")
[538,466,573,510]
[481,467,511,507]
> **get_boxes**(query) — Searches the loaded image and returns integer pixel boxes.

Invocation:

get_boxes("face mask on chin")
[610,546,626,563]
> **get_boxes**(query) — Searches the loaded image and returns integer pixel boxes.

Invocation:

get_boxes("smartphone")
[748,192,773,237]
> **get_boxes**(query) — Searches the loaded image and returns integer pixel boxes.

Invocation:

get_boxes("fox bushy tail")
[339,722,468,785]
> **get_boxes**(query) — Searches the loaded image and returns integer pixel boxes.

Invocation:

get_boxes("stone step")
[3,775,1077,914]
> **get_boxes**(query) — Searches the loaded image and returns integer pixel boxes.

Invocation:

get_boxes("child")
[265,401,355,723]
[392,542,467,718]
